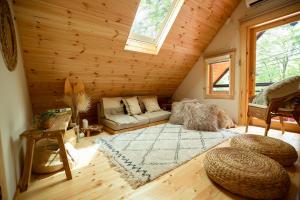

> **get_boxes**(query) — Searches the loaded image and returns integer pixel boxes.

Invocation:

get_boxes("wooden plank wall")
[12,0,240,123]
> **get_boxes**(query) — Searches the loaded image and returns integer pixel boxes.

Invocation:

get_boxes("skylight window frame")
[125,0,184,55]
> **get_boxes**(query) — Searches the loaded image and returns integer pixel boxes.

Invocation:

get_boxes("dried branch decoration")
[63,78,91,124]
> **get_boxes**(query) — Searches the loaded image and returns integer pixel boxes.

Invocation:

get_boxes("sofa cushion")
[102,114,148,130]
[102,97,124,118]
[122,97,142,115]
[141,110,171,123]
[133,114,150,124]
[141,96,161,112]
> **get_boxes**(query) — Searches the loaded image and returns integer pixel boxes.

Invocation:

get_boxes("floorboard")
[16,126,300,200]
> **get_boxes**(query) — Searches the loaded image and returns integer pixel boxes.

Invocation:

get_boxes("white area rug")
[96,123,239,188]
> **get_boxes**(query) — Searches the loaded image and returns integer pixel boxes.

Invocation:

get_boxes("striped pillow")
[142,96,161,112]
[122,97,142,115]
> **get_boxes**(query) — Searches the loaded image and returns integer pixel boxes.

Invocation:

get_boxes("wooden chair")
[245,92,300,136]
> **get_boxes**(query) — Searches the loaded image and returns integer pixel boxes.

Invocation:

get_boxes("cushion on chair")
[266,76,300,101]
[204,147,290,200]
[230,134,298,166]
[252,76,300,106]
[248,103,268,109]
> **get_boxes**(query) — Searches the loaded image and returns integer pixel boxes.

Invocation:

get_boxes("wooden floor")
[16,126,300,200]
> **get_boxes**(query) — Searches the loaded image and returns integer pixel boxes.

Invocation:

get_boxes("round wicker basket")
[204,147,290,200]
[32,139,63,174]
[230,134,298,166]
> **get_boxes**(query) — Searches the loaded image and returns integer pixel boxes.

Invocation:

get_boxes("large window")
[255,20,300,93]
[125,0,184,54]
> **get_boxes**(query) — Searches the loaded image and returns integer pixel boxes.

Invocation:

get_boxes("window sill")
[124,39,159,55]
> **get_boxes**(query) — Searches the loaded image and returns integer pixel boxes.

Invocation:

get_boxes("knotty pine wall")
[12,0,240,123]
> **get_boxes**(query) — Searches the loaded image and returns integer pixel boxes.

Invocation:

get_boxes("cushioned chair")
[245,76,300,136]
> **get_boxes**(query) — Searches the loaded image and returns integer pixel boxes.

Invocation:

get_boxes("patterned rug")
[96,123,239,188]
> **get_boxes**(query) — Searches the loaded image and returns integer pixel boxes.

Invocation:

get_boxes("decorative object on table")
[0,0,17,71]
[204,147,290,200]
[81,124,103,137]
[63,78,91,142]
[96,123,239,188]
[82,119,88,128]
[230,134,298,166]
[35,108,72,130]
[245,76,300,136]
[19,129,73,192]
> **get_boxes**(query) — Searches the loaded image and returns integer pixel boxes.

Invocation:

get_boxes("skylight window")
[125,0,184,54]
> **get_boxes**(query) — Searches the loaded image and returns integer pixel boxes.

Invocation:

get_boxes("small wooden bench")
[19,129,72,192]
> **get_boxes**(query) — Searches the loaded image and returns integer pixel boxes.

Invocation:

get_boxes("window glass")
[131,0,174,41]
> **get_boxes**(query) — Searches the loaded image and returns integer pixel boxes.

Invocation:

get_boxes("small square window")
[204,51,235,99]
[125,0,184,55]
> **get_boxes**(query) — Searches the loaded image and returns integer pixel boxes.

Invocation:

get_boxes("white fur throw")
[169,99,235,131]
[183,103,219,131]
[217,106,235,129]
[169,99,200,124]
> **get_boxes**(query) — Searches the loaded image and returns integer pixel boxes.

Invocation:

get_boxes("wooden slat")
[12,0,240,122]
[15,126,300,199]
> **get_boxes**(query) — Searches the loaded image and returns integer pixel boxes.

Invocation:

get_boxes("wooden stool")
[81,125,103,137]
[19,129,72,192]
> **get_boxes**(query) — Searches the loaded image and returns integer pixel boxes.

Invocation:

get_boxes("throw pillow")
[142,96,161,112]
[183,103,219,132]
[122,97,142,115]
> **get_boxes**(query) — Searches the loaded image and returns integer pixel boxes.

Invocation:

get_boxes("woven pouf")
[204,147,290,200]
[231,134,298,166]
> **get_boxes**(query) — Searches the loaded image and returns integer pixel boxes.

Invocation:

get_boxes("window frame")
[125,0,184,55]
[204,50,235,99]
[238,3,300,127]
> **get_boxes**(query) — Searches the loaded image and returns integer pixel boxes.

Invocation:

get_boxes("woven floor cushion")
[204,147,290,200]
[231,134,298,166]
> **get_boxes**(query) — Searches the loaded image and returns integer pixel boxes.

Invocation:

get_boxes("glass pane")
[210,61,230,92]
[131,0,173,40]
[255,20,300,94]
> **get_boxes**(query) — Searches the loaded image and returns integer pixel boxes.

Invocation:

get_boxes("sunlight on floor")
[65,141,100,169]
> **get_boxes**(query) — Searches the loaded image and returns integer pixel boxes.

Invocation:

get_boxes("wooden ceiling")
[13,0,240,122]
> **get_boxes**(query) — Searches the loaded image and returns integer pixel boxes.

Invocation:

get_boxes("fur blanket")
[169,99,235,131]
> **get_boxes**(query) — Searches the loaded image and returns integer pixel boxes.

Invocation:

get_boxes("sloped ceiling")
[13,0,240,122]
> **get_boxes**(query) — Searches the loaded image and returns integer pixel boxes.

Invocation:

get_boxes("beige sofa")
[97,97,171,133]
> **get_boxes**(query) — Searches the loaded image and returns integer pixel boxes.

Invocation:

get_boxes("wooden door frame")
[238,3,300,126]
[0,130,8,200]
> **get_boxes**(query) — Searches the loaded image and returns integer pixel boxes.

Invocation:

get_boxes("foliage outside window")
[125,0,184,54]
[255,20,300,93]
[204,51,235,99]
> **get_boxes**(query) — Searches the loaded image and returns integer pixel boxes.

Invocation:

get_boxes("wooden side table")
[81,125,103,137]
[19,129,72,192]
